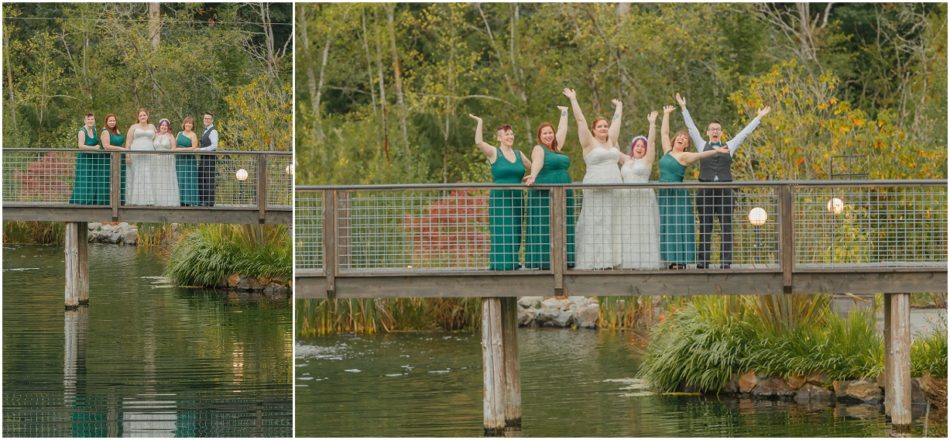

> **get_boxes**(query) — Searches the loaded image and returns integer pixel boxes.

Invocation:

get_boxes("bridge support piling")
[501,297,522,429]
[64,222,88,309]
[481,297,506,436]
[884,292,912,429]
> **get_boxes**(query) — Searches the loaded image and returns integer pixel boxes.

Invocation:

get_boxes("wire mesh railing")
[2,149,292,209]
[294,180,948,275]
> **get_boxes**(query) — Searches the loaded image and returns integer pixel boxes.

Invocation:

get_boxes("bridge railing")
[295,181,947,278]
[2,149,292,209]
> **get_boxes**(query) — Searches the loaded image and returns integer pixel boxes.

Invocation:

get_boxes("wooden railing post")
[257,154,268,223]
[550,186,565,296]
[778,185,794,293]
[110,151,121,221]
[323,190,337,299]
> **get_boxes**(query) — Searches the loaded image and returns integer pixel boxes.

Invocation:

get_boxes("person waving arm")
[725,106,771,155]
[675,93,706,151]
[468,114,498,163]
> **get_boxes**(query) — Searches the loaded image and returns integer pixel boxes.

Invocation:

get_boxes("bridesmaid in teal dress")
[70,113,106,205]
[656,105,729,269]
[100,113,128,204]
[524,106,575,269]
[468,114,531,270]
[174,116,200,206]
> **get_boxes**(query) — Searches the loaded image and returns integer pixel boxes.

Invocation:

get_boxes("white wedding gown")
[127,127,180,207]
[575,146,623,269]
[619,159,662,269]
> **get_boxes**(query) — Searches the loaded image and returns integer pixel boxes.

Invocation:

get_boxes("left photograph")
[1,3,293,437]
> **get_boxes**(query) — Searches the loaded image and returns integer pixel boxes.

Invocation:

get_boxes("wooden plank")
[293,270,947,298]
[779,185,794,292]
[294,276,328,299]
[78,222,89,305]
[883,294,892,416]
[64,223,80,309]
[481,297,506,436]
[501,297,521,429]
[887,293,912,428]
[257,155,268,223]
[2,206,291,225]
[323,191,337,298]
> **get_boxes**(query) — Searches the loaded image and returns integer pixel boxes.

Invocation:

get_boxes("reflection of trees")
[2,245,292,437]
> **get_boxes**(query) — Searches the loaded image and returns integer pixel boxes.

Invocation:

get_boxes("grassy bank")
[165,224,291,287]
[639,295,947,392]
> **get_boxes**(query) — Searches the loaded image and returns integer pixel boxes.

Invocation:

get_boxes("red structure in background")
[14,152,74,201]
[402,189,490,266]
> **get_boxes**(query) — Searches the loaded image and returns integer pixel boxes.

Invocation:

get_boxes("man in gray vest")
[676,93,770,269]
[198,112,218,207]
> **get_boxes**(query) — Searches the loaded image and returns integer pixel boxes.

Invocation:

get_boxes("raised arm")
[661,105,674,154]
[679,146,730,165]
[608,99,623,148]
[725,106,770,155]
[644,111,658,165]
[555,106,569,149]
[675,93,706,151]
[523,145,546,186]
[468,114,497,161]
[563,88,592,150]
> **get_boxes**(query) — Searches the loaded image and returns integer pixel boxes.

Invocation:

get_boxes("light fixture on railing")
[236,168,248,203]
[827,197,844,215]
[748,207,767,264]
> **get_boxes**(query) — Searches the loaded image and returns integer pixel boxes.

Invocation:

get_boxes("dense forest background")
[296,3,947,184]
[3,3,292,152]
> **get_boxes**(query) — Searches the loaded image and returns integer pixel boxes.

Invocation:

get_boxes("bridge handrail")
[2,148,291,156]
[295,179,947,191]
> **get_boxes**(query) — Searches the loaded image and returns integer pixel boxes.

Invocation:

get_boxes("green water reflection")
[296,327,944,437]
[3,244,292,437]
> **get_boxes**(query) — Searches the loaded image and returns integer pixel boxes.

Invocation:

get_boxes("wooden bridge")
[294,180,947,434]
[2,149,292,307]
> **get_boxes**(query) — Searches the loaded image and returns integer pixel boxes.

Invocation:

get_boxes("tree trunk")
[372,9,390,161]
[3,26,15,130]
[386,4,409,154]
[148,3,161,49]
[361,9,379,117]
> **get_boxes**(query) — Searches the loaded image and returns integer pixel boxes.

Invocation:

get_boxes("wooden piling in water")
[64,222,88,309]
[501,297,522,429]
[885,293,912,429]
[481,297,506,436]
[883,294,892,416]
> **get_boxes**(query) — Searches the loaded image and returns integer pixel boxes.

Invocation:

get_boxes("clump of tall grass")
[639,295,885,392]
[296,298,482,336]
[599,296,654,331]
[2,221,64,244]
[165,224,291,287]
[911,320,948,378]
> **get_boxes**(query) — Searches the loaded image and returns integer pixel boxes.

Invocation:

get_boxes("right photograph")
[294,3,948,438]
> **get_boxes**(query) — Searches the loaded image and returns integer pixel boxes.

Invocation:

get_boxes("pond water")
[296,328,944,437]
[3,244,292,437]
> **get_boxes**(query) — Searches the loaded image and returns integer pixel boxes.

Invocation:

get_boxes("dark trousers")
[696,186,734,266]
[198,155,216,207]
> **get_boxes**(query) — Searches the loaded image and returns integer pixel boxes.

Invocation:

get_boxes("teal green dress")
[525,146,575,269]
[102,129,127,204]
[69,126,107,205]
[657,153,695,265]
[489,148,525,270]
[175,132,200,206]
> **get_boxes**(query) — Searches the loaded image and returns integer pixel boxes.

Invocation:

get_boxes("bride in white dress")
[125,110,180,206]
[619,111,662,269]
[563,88,624,270]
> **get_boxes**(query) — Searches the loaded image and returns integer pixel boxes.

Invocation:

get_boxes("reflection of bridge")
[2,149,292,307]
[295,180,946,434]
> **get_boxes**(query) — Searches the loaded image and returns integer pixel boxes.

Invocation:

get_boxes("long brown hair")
[104,113,120,135]
[671,130,691,150]
[536,122,559,152]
